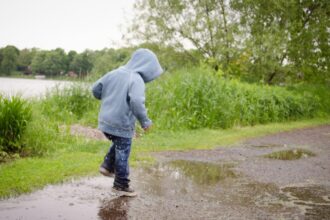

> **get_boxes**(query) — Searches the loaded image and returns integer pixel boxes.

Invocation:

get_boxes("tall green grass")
[147,67,321,130]
[288,83,330,116]
[41,83,99,125]
[0,95,32,157]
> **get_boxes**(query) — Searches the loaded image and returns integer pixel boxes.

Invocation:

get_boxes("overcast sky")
[0,0,135,52]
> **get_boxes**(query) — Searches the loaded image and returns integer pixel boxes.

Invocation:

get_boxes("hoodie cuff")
[141,119,152,129]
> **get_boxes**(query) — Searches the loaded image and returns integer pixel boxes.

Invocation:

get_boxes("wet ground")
[1,125,330,219]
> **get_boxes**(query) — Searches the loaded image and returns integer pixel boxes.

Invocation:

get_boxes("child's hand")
[143,125,152,132]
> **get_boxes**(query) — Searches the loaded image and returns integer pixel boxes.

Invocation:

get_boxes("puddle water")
[264,149,315,160]
[169,160,237,185]
[137,160,330,219]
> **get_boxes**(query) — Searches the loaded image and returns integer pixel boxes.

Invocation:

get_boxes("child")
[92,48,163,196]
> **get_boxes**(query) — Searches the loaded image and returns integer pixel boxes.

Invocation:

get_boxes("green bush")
[0,95,32,155]
[147,67,319,130]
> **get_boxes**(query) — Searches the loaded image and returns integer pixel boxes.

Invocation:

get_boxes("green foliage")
[131,0,238,71]
[147,67,320,130]
[130,0,330,84]
[288,83,330,116]
[0,95,32,155]
[136,43,201,71]
[232,0,330,84]
[0,45,19,75]
[69,51,93,76]
[30,48,68,76]
[17,48,37,71]
[20,103,61,156]
[41,83,98,122]
[90,48,132,80]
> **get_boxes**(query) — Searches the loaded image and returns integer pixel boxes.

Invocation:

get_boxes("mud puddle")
[1,125,330,219]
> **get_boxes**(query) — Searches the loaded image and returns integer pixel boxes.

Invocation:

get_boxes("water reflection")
[264,149,315,160]
[281,186,330,219]
[170,160,237,185]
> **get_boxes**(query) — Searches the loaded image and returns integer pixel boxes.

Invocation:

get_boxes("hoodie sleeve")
[92,79,103,100]
[128,74,152,129]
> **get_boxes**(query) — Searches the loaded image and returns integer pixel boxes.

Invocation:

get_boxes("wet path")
[1,125,330,219]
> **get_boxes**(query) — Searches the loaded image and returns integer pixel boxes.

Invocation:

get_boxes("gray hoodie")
[92,48,163,138]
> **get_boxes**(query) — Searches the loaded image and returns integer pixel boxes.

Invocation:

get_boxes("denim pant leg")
[103,143,116,172]
[112,136,132,188]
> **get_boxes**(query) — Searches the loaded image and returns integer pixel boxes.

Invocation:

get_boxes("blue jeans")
[102,133,132,188]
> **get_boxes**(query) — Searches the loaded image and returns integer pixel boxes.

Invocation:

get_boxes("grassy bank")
[1,117,329,198]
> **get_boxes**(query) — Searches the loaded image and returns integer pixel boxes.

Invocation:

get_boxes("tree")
[232,0,330,83]
[130,0,330,84]
[31,48,68,76]
[67,50,77,68]
[128,0,241,71]
[0,45,19,75]
[137,42,201,71]
[91,48,132,78]
[30,50,47,75]
[17,48,37,72]
[69,51,93,76]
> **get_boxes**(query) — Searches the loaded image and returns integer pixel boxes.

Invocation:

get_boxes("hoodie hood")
[124,48,163,83]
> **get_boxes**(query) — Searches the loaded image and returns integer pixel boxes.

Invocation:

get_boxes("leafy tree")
[0,45,19,75]
[69,51,93,76]
[67,50,77,68]
[137,42,201,71]
[30,50,47,75]
[130,0,330,84]
[91,48,132,78]
[232,0,330,83]
[128,0,240,71]
[31,48,68,76]
[17,48,37,72]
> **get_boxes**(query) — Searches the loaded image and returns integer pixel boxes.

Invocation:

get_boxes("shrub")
[0,95,32,155]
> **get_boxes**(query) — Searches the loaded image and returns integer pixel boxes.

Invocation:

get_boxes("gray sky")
[0,0,135,52]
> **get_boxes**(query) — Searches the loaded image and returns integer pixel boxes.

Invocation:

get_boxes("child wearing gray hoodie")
[92,48,163,196]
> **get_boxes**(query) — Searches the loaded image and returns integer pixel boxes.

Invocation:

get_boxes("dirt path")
[1,125,330,220]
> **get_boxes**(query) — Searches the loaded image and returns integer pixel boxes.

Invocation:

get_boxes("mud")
[1,125,330,219]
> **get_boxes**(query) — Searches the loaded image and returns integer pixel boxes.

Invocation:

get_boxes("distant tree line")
[0,43,197,80]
